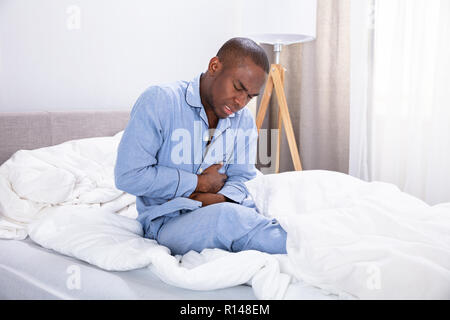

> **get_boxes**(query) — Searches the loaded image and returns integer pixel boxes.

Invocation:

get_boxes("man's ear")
[208,56,222,76]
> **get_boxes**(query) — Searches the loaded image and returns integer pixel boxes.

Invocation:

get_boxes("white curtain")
[350,0,450,205]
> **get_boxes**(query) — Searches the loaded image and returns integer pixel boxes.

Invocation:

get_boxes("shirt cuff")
[175,169,198,198]
[218,184,247,204]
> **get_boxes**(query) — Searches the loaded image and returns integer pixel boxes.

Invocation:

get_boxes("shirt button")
[198,168,203,174]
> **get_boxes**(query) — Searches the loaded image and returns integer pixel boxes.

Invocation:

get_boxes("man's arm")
[115,87,228,200]
[189,192,227,206]
[114,87,198,200]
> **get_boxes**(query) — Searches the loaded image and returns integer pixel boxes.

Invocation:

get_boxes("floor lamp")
[241,0,317,173]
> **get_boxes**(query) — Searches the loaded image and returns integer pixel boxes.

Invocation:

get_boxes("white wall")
[0,0,240,112]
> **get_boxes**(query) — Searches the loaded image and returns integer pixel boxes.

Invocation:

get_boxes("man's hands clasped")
[189,163,228,207]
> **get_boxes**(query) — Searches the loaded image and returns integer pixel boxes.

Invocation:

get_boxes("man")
[115,37,287,255]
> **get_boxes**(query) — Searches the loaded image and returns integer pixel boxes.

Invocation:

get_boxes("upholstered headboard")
[0,110,130,165]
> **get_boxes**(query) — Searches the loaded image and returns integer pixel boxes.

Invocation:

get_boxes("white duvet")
[0,132,449,299]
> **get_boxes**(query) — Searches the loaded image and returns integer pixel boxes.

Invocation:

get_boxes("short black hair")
[216,37,270,74]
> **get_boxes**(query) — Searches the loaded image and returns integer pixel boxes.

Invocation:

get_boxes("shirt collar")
[185,73,236,118]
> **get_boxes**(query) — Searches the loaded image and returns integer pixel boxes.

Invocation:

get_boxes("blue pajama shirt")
[114,74,286,255]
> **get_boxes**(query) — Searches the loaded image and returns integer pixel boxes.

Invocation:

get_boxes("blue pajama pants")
[155,202,287,256]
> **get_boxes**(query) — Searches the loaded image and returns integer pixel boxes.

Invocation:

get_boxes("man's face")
[206,57,267,119]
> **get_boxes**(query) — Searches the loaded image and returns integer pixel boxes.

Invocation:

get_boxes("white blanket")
[1,132,449,299]
[246,171,450,299]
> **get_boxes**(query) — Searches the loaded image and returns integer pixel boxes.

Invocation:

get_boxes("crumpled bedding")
[1,132,449,299]
[246,171,450,299]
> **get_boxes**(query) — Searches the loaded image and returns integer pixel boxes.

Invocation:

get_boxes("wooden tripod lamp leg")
[255,64,303,172]
[255,74,273,132]
[275,66,285,173]
[271,66,303,171]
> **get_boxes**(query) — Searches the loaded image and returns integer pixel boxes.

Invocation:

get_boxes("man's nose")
[234,92,248,109]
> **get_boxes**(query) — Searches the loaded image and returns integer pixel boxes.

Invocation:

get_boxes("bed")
[0,110,257,299]
[1,110,449,300]
[0,110,333,300]
[0,237,259,299]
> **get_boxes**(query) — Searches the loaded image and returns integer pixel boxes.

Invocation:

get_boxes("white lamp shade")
[240,0,317,45]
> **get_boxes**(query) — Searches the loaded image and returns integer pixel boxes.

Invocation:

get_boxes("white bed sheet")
[0,238,337,300]
[0,238,257,300]
[0,238,335,300]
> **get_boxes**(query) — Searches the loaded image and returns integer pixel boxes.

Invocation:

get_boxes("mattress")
[0,238,257,300]
[0,237,341,300]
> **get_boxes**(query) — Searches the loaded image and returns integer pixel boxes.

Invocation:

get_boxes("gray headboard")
[0,110,131,165]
